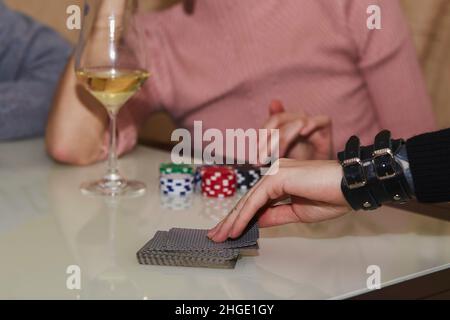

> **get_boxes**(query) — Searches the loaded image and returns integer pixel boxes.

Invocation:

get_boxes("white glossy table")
[0,139,449,300]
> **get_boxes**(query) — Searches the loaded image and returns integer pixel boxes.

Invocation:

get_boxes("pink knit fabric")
[112,0,436,159]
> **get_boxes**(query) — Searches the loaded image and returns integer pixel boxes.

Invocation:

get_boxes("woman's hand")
[260,100,333,161]
[207,159,351,243]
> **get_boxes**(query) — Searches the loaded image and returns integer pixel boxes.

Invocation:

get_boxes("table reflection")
[201,197,238,222]
[159,194,193,211]
[47,165,157,299]
[2,140,447,299]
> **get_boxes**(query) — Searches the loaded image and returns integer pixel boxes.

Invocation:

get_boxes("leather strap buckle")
[342,157,367,189]
[372,130,400,181]
[372,147,397,180]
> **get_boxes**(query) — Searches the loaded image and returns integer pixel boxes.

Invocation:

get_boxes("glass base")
[81,177,146,198]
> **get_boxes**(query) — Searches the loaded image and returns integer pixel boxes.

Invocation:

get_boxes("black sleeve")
[406,128,450,203]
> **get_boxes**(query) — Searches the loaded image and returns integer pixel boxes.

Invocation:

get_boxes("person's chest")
[145,0,369,128]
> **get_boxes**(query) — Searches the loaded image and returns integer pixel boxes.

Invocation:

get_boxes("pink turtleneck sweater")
[114,0,436,157]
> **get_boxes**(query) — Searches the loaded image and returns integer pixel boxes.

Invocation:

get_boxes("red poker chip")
[201,186,236,191]
[202,180,235,186]
[202,170,235,178]
[200,166,237,198]
[203,175,235,179]
[201,165,234,173]
[201,180,237,186]
[201,186,236,198]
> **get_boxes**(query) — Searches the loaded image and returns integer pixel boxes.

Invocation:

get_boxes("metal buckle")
[372,148,397,180]
[342,157,367,189]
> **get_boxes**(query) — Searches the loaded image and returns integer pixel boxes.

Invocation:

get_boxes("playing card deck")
[137,222,259,269]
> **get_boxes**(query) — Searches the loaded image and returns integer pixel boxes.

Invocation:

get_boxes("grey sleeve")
[0,4,72,141]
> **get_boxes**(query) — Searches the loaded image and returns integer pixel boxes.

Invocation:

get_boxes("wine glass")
[75,0,150,197]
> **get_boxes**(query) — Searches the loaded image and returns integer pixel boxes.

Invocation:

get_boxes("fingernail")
[208,227,219,239]
[210,234,219,243]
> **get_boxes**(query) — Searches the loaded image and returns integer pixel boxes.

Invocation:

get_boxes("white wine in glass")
[76,68,149,115]
[75,0,150,197]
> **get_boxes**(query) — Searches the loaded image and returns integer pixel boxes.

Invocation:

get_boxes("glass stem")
[106,111,120,181]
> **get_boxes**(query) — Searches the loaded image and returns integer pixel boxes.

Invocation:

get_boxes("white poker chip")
[160,173,194,196]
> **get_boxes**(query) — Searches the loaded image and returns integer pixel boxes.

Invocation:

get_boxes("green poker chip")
[159,163,194,175]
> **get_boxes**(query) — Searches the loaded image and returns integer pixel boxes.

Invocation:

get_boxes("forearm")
[45,57,109,165]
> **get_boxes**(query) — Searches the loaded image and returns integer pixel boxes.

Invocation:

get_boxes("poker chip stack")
[158,163,261,198]
[235,166,261,193]
[201,166,237,198]
[160,174,194,196]
[159,163,194,197]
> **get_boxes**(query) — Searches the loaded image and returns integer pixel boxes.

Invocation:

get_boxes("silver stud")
[363,202,372,208]
[393,195,401,201]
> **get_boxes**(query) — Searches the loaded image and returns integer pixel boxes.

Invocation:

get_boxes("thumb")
[269,100,285,116]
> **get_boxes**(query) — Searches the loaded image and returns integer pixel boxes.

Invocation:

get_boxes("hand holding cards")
[137,221,259,269]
